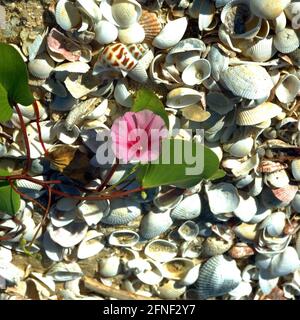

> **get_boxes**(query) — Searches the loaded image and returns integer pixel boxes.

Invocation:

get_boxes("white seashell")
[56,122,80,144]
[285,1,300,21]
[0,262,24,285]
[194,255,242,299]
[275,74,300,104]
[135,259,164,285]
[207,45,229,81]
[50,206,76,228]
[264,170,290,188]
[77,200,109,226]
[101,199,141,225]
[0,247,12,263]
[197,0,216,31]
[274,28,300,53]
[155,279,186,299]
[178,221,199,241]
[28,53,55,79]
[46,262,83,282]
[250,0,291,20]
[139,210,173,240]
[220,65,274,100]
[118,23,145,44]
[48,222,88,248]
[108,230,140,247]
[111,0,142,28]
[94,20,118,45]
[205,182,240,214]
[114,78,134,108]
[152,17,188,49]
[243,36,277,62]
[166,87,203,108]
[161,258,194,280]
[206,91,234,115]
[56,198,78,212]
[77,230,104,260]
[258,273,279,295]
[291,159,300,181]
[292,192,300,213]
[228,137,254,158]
[270,247,300,277]
[229,281,252,299]
[144,239,178,262]
[255,253,273,270]
[273,11,287,33]
[153,188,184,211]
[233,193,258,222]
[170,194,201,220]
[178,264,201,286]
[55,0,81,31]
[43,232,64,262]
[77,0,102,22]
[181,59,211,86]
[180,238,202,258]
[260,211,286,237]
[99,256,120,278]
[249,204,271,224]
[54,61,90,73]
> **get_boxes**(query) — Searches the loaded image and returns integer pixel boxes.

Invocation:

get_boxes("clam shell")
[56,122,80,144]
[166,87,203,108]
[206,91,234,115]
[114,78,134,108]
[101,199,141,225]
[170,194,201,220]
[250,0,291,20]
[197,0,216,31]
[43,231,64,262]
[77,0,102,22]
[243,36,277,62]
[291,159,300,181]
[118,23,145,44]
[233,193,258,222]
[292,192,300,213]
[28,53,55,79]
[207,45,229,81]
[271,185,298,203]
[46,262,83,282]
[205,182,240,214]
[270,247,300,277]
[139,210,173,240]
[99,256,121,278]
[275,74,300,104]
[135,259,164,285]
[236,102,282,126]
[181,59,211,86]
[139,10,162,43]
[144,239,178,262]
[260,211,286,237]
[161,258,194,280]
[156,280,186,299]
[77,200,110,226]
[264,170,289,188]
[94,20,118,45]
[55,0,81,31]
[201,234,234,257]
[228,137,254,158]
[77,231,105,260]
[178,221,199,241]
[108,230,140,247]
[153,188,184,211]
[274,28,300,53]
[220,65,274,100]
[152,17,188,49]
[194,255,242,300]
[49,206,76,228]
[111,0,142,28]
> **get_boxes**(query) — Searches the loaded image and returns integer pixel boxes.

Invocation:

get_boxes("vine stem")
[33,100,48,156]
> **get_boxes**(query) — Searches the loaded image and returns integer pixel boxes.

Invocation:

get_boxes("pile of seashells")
[1,0,300,300]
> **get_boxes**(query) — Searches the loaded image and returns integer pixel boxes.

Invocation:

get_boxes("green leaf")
[0,181,21,216]
[0,168,10,176]
[210,169,226,181]
[132,88,169,127]
[0,43,34,121]
[136,139,220,189]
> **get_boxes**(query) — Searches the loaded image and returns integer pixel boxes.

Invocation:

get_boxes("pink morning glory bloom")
[111,110,168,163]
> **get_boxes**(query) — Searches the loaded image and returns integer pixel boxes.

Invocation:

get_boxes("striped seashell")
[271,185,298,203]
[258,160,288,173]
[139,10,162,43]
[97,43,148,72]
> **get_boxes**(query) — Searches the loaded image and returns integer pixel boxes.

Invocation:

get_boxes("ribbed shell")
[194,255,241,299]
[101,199,141,225]
[220,65,274,100]
[274,28,300,54]
[170,194,201,220]
[139,10,162,43]
[243,36,277,62]
[236,102,282,126]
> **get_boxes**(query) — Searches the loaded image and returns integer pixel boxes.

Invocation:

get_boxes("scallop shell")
[139,10,162,43]
[236,102,282,126]
[77,230,105,260]
[243,36,277,62]
[94,20,118,45]
[161,258,194,280]
[77,200,110,226]
[101,199,141,225]
[111,0,142,28]
[152,17,188,49]
[274,28,300,53]
[194,255,241,300]
[144,239,178,262]
[275,74,300,104]
[220,65,274,100]
[271,185,298,204]
[108,230,140,247]
[250,0,291,20]
[55,0,81,31]
[270,247,300,277]
[170,194,201,220]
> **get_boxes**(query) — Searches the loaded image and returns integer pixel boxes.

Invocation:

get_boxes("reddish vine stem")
[96,159,120,192]
[0,132,13,143]
[14,103,31,174]
[33,100,48,156]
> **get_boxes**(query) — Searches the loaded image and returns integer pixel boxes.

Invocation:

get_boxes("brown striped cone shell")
[139,10,162,43]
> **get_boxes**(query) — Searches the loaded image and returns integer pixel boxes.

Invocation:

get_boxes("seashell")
[250,0,291,20]
[153,187,184,211]
[77,200,110,226]
[181,59,211,86]
[55,0,81,31]
[170,194,201,220]
[114,78,133,108]
[229,243,255,259]
[16,176,45,199]
[144,239,178,262]
[273,11,287,33]
[0,262,24,285]
[233,193,258,222]
[48,221,88,248]
[135,259,164,285]
[258,160,288,174]
[166,87,203,108]
[43,231,64,262]
[101,198,141,225]
[54,61,90,73]
[56,122,80,144]
[76,0,102,22]
[205,182,240,214]
[155,280,186,299]
[178,221,199,241]
[28,53,55,79]
[292,192,300,213]
[220,65,274,100]
[152,17,188,49]
[50,206,76,228]
[127,59,149,83]
[271,185,298,204]
[285,1,300,21]
[194,255,242,299]
[99,256,121,278]
[111,0,142,28]
[243,36,277,62]
[221,0,262,39]
[291,159,300,181]
[181,105,211,122]
[139,210,173,240]
[197,0,216,31]
[161,258,194,280]
[108,230,140,247]
[264,170,290,188]
[139,10,162,43]
[275,74,300,104]
[274,28,300,53]
[259,211,286,237]
[228,137,254,158]
[94,20,118,45]
[77,230,105,260]
[236,102,282,126]
[201,232,234,257]
[28,28,48,61]
[206,91,235,115]
[229,280,253,299]
[207,45,229,81]
[270,247,300,277]
[118,23,145,44]
[46,262,83,282]
[249,204,271,224]
[26,273,56,300]
[234,222,259,242]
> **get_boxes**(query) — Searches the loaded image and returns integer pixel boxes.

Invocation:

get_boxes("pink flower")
[111,110,168,163]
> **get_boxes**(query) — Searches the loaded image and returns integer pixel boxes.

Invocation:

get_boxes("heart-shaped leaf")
[0,181,21,215]
[132,88,169,127]
[0,43,34,122]
[136,139,220,189]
